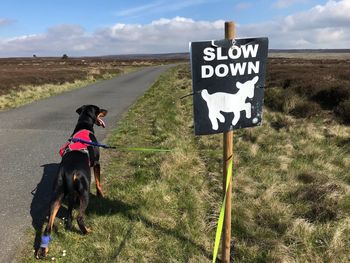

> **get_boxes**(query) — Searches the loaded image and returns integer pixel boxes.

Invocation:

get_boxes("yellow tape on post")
[212,157,233,263]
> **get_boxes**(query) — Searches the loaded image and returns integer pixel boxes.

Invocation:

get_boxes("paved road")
[0,65,172,262]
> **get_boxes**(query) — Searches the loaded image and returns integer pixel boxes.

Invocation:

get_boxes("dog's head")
[236,76,259,99]
[76,105,108,128]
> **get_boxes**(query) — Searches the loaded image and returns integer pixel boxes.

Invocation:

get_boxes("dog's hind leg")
[93,163,104,198]
[65,194,75,231]
[45,196,63,234]
[35,192,64,259]
[217,112,225,123]
[77,191,91,234]
[232,111,240,126]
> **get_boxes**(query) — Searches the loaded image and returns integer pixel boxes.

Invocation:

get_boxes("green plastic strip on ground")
[212,157,233,263]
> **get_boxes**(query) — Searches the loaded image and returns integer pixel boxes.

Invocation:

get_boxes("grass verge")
[20,64,350,262]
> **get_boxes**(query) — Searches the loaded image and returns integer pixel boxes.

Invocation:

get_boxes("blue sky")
[0,0,349,56]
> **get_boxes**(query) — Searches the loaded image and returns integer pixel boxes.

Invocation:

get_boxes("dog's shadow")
[30,164,213,261]
[30,163,64,250]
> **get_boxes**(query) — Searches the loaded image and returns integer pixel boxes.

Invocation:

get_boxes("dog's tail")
[64,171,85,194]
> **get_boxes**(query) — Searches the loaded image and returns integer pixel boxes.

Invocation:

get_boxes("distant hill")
[269,49,350,53]
[99,50,350,60]
[6,50,349,60]
[100,52,189,60]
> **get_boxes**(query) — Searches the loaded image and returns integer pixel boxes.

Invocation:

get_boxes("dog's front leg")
[244,102,252,119]
[232,111,240,126]
[209,111,219,130]
[93,163,104,197]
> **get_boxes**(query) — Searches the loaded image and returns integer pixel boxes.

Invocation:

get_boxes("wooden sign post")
[189,20,268,263]
[222,21,235,263]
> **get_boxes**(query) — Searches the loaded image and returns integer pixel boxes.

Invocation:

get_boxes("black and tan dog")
[36,105,107,259]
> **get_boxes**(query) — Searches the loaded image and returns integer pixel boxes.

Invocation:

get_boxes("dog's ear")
[236,81,243,89]
[252,76,259,84]
[76,105,86,115]
[99,109,108,117]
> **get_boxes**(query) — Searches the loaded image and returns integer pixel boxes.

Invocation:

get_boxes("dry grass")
[0,56,183,111]
[0,57,178,95]
[266,58,350,123]
[0,80,91,110]
[269,52,350,60]
[0,66,136,110]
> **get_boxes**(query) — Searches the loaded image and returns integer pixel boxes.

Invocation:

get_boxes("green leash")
[112,147,172,153]
[212,158,233,263]
[70,138,172,153]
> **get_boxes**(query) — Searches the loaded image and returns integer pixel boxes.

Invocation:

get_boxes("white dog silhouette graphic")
[201,76,259,130]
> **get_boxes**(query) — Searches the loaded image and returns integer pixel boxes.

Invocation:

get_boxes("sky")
[0,0,349,57]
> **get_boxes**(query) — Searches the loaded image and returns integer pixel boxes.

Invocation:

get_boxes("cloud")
[0,24,93,56]
[239,0,350,48]
[0,18,224,56]
[0,18,15,27]
[94,17,224,54]
[235,2,252,10]
[0,1,349,56]
[283,0,350,30]
[273,0,310,9]
[115,1,163,17]
[115,0,215,17]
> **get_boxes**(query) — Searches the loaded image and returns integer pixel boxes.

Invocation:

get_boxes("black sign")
[190,37,268,135]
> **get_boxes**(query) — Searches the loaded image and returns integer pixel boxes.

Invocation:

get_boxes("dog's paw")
[81,227,92,235]
[77,217,92,234]
[97,190,105,198]
[35,247,48,259]
[65,219,73,231]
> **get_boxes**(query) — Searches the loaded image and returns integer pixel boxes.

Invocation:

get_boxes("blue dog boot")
[40,235,52,248]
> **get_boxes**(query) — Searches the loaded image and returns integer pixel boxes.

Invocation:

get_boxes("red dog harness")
[59,129,92,157]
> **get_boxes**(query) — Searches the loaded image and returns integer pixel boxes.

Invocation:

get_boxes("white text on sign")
[201,44,260,78]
